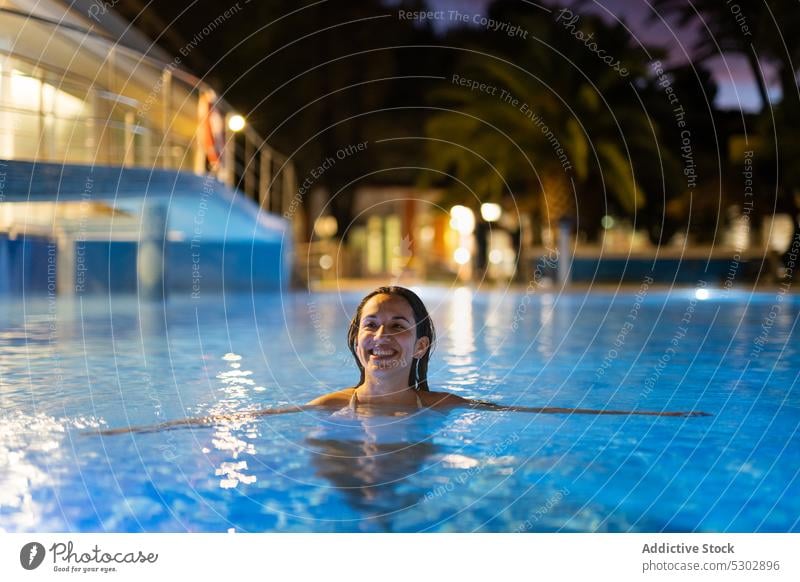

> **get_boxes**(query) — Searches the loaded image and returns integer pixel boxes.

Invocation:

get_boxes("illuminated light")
[489,249,503,264]
[764,213,794,251]
[419,225,435,242]
[480,202,502,222]
[313,215,338,238]
[450,287,474,359]
[227,114,246,132]
[601,215,615,229]
[454,247,471,265]
[449,205,475,234]
[10,70,86,116]
[454,286,472,301]
[10,70,41,109]
[695,288,709,300]
[440,453,479,469]
[319,254,334,270]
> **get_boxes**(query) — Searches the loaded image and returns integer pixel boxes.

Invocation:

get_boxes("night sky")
[428,0,777,112]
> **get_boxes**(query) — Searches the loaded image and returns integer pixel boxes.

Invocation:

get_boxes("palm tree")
[654,0,800,252]
[651,0,772,111]
[424,1,667,242]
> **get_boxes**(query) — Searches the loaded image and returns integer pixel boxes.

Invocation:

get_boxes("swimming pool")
[1,286,798,532]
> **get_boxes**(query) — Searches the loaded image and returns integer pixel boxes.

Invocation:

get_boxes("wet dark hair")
[347,286,435,392]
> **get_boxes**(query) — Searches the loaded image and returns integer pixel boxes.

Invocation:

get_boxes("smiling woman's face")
[356,293,430,379]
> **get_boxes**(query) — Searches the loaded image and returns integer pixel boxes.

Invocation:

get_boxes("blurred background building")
[0,0,295,296]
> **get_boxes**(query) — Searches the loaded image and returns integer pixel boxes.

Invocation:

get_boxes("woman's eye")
[362,322,376,329]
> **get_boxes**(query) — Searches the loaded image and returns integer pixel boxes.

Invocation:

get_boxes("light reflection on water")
[0,411,105,532]
[208,352,257,489]
[0,290,797,532]
[443,288,477,394]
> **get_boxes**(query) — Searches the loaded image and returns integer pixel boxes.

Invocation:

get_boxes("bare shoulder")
[420,391,471,408]
[306,388,356,407]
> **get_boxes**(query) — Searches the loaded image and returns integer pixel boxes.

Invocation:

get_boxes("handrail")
[0,6,279,154]
[1,6,297,213]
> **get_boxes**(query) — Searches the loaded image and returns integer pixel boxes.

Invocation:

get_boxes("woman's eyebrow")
[362,315,411,323]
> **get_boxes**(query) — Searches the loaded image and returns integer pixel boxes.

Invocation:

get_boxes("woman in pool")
[98,286,708,435]
[308,285,708,415]
[306,285,462,411]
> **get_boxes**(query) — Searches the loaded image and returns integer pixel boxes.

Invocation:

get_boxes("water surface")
[1,287,797,532]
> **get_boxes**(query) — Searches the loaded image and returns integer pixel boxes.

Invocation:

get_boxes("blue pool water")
[1,287,798,532]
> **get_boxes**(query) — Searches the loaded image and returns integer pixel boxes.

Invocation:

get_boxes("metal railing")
[0,6,297,215]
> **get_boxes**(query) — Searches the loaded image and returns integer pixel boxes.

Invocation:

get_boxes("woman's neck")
[356,375,415,402]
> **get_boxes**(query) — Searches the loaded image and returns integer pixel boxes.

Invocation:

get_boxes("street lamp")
[480,202,502,222]
[314,215,338,239]
[227,114,245,132]
[454,247,471,265]
[450,205,475,234]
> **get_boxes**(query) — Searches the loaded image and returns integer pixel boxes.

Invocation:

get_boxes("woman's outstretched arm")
[421,392,710,416]
[92,404,312,436]
[465,399,711,417]
[92,394,711,435]
[93,390,361,436]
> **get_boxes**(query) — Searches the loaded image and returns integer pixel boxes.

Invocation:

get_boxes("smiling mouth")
[368,347,398,359]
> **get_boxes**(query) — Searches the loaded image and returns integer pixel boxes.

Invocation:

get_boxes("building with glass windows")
[0,0,296,296]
